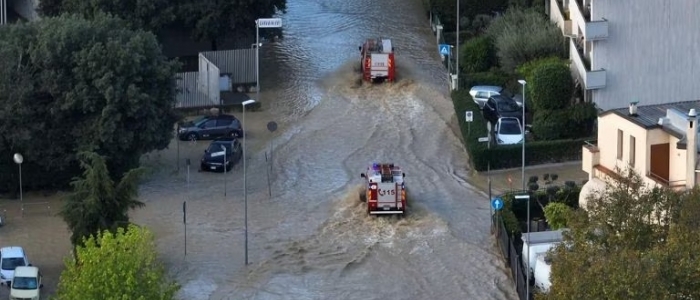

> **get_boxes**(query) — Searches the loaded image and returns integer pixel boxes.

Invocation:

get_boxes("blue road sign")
[491,197,504,211]
[439,44,451,56]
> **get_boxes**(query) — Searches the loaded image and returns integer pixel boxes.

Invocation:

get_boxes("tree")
[0,14,179,192]
[541,167,700,300]
[61,152,145,247]
[460,36,497,73]
[54,224,180,300]
[529,62,573,111]
[543,202,570,230]
[485,7,566,73]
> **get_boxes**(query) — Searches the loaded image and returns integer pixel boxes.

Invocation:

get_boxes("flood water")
[133,0,519,299]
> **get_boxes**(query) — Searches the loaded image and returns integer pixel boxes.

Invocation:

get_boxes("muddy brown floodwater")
[0,0,519,299]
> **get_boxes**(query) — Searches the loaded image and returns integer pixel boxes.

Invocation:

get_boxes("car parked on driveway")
[200,137,243,172]
[469,85,523,108]
[495,117,523,145]
[0,246,29,286]
[482,95,523,126]
[10,266,42,300]
[178,114,243,141]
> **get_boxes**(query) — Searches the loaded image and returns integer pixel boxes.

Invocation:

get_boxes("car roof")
[490,94,514,103]
[13,266,38,277]
[213,137,237,143]
[0,247,25,258]
[470,85,503,93]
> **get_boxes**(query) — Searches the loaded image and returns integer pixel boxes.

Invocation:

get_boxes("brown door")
[649,143,670,182]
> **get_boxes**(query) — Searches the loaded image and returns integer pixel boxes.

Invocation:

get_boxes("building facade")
[579,101,700,209]
[548,0,700,110]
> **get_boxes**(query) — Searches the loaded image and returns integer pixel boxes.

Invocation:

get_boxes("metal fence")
[201,49,256,85]
[493,213,533,300]
[428,11,457,78]
[175,72,218,109]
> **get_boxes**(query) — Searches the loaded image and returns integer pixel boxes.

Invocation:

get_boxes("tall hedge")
[460,36,497,73]
[530,62,573,111]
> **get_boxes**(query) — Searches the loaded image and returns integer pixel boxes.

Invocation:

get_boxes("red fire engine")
[358,38,396,83]
[360,163,406,215]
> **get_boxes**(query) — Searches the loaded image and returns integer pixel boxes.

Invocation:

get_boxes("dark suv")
[178,114,243,141]
[200,137,242,172]
[482,95,524,126]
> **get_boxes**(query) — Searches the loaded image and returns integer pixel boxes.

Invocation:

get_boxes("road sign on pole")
[491,197,504,211]
[439,44,451,56]
[257,18,283,28]
[465,111,473,122]
[478,137,489,142]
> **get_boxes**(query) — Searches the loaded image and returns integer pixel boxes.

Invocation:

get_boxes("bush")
[544,202,571,229]
[516,56,569,79]
[532,109,570,140]
[485,7,566,73]
[460,36,497,73]
[530,62,573,111]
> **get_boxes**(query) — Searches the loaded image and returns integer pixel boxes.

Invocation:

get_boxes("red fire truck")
[360,163,406,215]
[358,38,396,83]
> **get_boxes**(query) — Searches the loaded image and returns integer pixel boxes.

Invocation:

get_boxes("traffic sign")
[465,111,473,122]
[439,44,451,56]
[492,197,504,211]
[257,18,283,28]
[267,121,278,132]
[478,137,489,142]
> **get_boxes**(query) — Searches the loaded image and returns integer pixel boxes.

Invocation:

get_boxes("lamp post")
[13,153,23,217]
[251,42,262,102]
[516,194,531,299]
[241,99,256,265]
[455,0,460,90]
[222,144,228,197]
[518,79,527,190]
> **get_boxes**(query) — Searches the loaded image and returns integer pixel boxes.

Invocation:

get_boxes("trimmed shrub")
[532,109,570,140]
[516,56,568,79]
[530,62,573,111]
[544,202,571,229]
[460,36,497,73]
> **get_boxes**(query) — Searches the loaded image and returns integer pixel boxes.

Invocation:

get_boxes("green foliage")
[543,167,700,300]
[55,224,179,300]
[543,202,570,229]
[460,71,511,90]
[61,152,146,247]
[516,56,568,79]
[485,7,566,73]
[427,0,508,31]
[460,36,497,73]
[530,62,573,111]
[532,109,570,140]
[501,194,522,235]
[45,0,176,32]
[0,14,179,193]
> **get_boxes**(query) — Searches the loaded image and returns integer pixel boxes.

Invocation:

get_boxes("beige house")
[579,101,700,209]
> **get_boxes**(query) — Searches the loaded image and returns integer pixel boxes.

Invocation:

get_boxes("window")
[617,130,624,160]
[476,91,489,98]
[629,135,636,166]
[497,100,519,112]
[217,119,233,126]
[203,119,217,128]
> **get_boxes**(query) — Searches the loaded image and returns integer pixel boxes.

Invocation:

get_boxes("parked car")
[533,253,553,293]
[178,114,243,141]
[10,266,42,299]
[482,95,523,125]
[200,137,243,172]
[495,117,523,145]
[469,85,523,108]
[0,246,30,286]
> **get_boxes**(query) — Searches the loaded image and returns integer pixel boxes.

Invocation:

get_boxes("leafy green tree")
[541,167,700,300]
[0,14,179,192]
[428,0,508,30]
[460,36,497,73]
[39,0,176,32]
[485,7,566,73]
[543,202,570,229]
[55,224,179,300]
[61,152,145,246]
[529,62,573,111]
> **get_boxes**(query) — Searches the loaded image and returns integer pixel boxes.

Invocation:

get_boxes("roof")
[13,266,38,277]
[600,100,700,130]
[521,229,566,245]
[0,246,25,258]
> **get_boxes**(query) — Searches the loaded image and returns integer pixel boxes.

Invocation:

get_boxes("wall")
[590,0,700,110]
[668,135,687,184]
[597,113,649,174]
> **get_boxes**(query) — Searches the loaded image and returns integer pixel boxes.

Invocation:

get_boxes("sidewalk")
[466,161,589,196]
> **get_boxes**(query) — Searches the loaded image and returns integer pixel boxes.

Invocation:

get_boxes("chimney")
[686,108,698,189]
[629,101,639,116]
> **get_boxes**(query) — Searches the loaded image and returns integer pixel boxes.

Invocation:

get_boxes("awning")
[579,177,607,210]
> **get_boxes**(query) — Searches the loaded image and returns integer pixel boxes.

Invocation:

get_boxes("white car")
[0,246,30,286]
[10,266,42,300]
[469,85,523,108]
[495,117,523,145]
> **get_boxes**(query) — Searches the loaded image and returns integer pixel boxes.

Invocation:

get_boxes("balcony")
[569,0,608,40]
[549,0,572,36]
[570,39,606,89]
[582,140,599,175]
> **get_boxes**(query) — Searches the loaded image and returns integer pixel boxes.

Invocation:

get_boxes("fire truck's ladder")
[380,164,393,183]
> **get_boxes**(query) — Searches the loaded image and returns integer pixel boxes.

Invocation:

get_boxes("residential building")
[579,101,700,209]
[547,0,700,110]
[1,0,40,24]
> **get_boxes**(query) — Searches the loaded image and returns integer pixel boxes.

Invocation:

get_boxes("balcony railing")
[549,0,572,36]
[582,140,599,175]
[570,39,606,89]
[569,0,608,40]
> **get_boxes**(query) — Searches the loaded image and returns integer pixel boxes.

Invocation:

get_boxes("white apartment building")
[547,0,700,110]
[1,0,40,24]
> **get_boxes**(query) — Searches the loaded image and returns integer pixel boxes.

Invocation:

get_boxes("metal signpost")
[478,122,492,218]
[518,80,527,190]
[242,99,256,265]
[455,0,460,90]
[266,121,278,198]
[515,194,531,298]
[254,18,283,104]
[465,110,473,133]
[183,201,187,257]
[13,153,23,217]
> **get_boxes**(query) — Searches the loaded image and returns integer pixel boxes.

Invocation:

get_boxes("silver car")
[469,85,523,108]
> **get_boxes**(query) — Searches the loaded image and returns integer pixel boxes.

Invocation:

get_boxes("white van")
[521,229,565,279]
[10,266,42,300]
[533,253,552,293]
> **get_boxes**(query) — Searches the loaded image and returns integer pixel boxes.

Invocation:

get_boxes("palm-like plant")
[61,152,145,247]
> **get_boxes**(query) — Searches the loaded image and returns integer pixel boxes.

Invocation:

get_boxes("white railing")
[569,0,608,40]
[569,39,606,89]
[549,0,572,36]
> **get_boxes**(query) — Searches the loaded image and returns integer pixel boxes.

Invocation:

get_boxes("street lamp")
[13,153,23,216]
[241,99,256,265]
[516,194,531,299]
[518,79,527,190]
